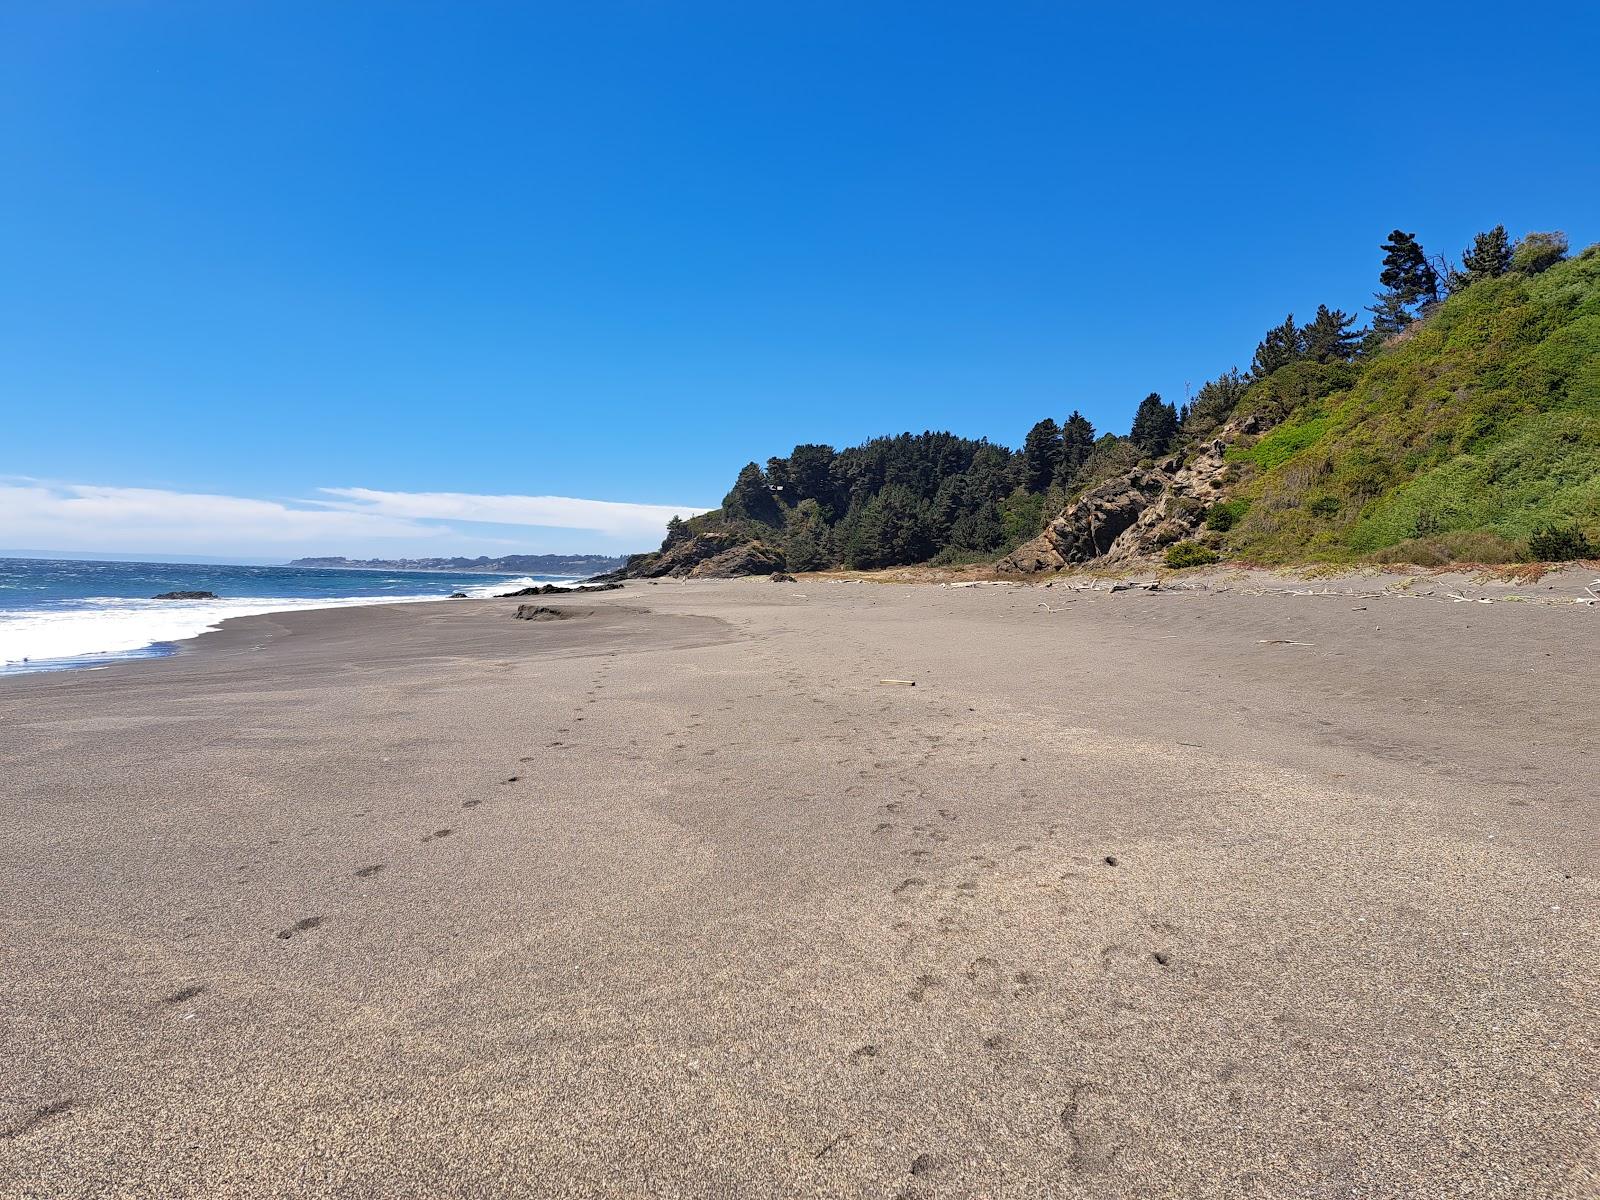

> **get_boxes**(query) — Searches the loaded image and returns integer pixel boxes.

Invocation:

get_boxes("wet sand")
[1,577,1596,1198]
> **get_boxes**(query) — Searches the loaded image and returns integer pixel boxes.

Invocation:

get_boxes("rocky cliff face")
[998,422,1248,574]
[615,530,787,579]
[997,468,1170,573]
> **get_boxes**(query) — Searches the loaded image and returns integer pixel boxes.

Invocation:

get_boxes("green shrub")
[1371,531,1528,566]
[1230,413,1330,471]
[1528,523,1594,561]
[1307,495,1341,518]
[1204,499,1249,531]
[1511,231,1568,275]
[1165,541,1221,569]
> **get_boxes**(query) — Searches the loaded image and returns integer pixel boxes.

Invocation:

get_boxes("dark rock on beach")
[769,572,797,583]
[496,582,623,598]
[513,604,571,621]
[151,591,218,600]
[448,592,469,599]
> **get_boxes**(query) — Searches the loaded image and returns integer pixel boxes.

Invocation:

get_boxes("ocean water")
[0,557,584,673]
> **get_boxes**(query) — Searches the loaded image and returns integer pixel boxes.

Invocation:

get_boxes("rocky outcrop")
[998,432,1238,574]
[997,469,1170,573]
[495,582,622,597]
[686,540,786,578]
[1098,436,1234,564]
[152,590,218,600]
[616,530,786,579]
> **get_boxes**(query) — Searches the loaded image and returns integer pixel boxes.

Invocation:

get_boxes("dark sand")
[1,577,1596,1198]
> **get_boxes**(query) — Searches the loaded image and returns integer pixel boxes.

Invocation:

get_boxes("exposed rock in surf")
[151,591,218,600]
[496,582,623,598]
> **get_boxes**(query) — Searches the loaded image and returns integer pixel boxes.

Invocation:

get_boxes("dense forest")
[629,226,1596,576]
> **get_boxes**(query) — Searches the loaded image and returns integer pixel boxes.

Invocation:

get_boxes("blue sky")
[2,2,1595,558]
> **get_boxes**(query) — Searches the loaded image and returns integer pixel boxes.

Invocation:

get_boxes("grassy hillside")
[1223,245,1600,564]
[623,235,1598,578]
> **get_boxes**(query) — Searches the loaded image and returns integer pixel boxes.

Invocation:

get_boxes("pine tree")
[783,444,838,509]
[1021,418,1063,493]
[1363,291,1414,351]
[1060,411,1096,484]
[1301,304,1361,363]
[1378,229,1439,307]
[721,462,780,524]
[1129,393,1179,457]
[1187,370,1249,431]
[1460,225,1513,285]
[782,499,833,570]
[1251,313,1305,378]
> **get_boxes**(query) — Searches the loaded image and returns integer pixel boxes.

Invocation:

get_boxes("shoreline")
[0,571,610,675]
[5,559,1592,678]
[0,592,458,676]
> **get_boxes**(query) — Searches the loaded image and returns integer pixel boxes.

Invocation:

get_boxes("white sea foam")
[458,575,589,598]
[461,575,538,597]
[0,593,446,668]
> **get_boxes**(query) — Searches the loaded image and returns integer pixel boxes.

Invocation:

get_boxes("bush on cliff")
[1164,542,1220,569]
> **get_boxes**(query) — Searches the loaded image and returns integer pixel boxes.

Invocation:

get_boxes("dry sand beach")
[2,575,1596,1198]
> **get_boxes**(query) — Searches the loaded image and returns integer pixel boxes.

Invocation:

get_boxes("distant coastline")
[288,553,628,575]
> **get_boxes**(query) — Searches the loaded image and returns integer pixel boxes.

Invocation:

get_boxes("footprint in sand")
[965,957,1003,993]
[354,864,385,878]
[421,829,453,843]
[1060,1082,1117,1171]
[0,1099,75,1141]
[162,984,206,1004]
[276,916,324,940]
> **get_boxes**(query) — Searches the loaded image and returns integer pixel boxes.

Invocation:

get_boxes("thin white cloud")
[0,478,708,556]
[0,481,442,550]
[317,487,709,539]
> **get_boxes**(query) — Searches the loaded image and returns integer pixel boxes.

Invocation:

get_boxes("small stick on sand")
[879,678,917,686]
